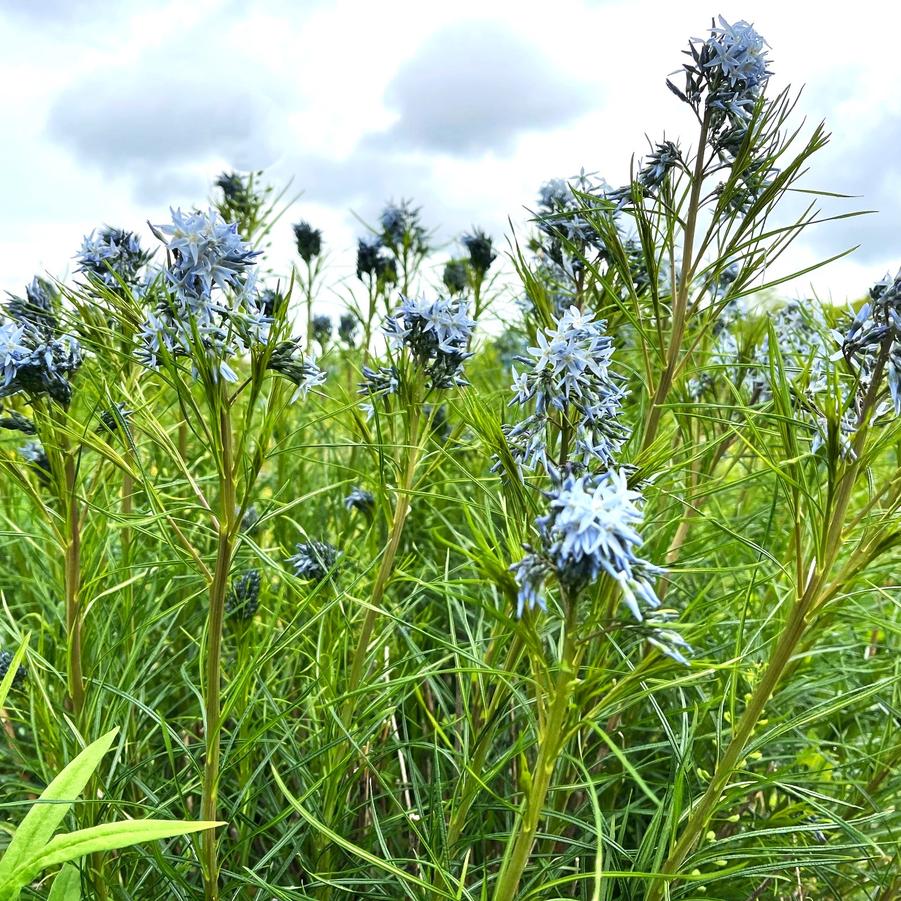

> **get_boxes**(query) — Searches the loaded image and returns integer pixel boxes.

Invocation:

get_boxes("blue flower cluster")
[443,259,469,296]
[0,649,27,688]
[312,315,332,345]
[226,569,261,620]
[670,18,772,157]
[338,313,358,347]
[158,207,260,304]
[383,295,476,389]
[288,540,340,583]
[511,470,664,621]
[503,305,685,660]
[137,209,266,383]
[292,221,322,263]
[266,340,327,401]
[0,279,83,406]
[842,270,901,414]
[19,440,51,480]
[380,199,429,255]
[703,17,771,122]
[344,487,375,515]
[356,237,396,283]
[0,408,36,434]
[76,227,151,291]
[358,365,399,399]
[536,170,615,263]
[637,140,683,194]
[461,228,496,276]
[505,306,627,473]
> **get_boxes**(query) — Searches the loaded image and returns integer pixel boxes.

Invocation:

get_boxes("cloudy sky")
[0,0,896,308]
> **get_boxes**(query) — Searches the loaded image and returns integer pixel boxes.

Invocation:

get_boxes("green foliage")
[0,730,219,900]
[0,21,898,901]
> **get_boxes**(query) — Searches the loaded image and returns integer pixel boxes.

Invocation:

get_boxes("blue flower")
[0,281,83,406]
[356,237,396,282]
[266,340,326,401]
[19,440,51,481]
[383,295,476,389]
[226,569,261,620]
[536,171,615,251]
[443,259,469,295]
[6,278,58,337]
[288,540,340,583]
[379,199,428,254]
[216,172,246,203]
[338,313,359,346]
[841,270,901,414]
[76,227,151,290]
[704,17,770,95]
[0,650,27,688]
[670,18,772,150]
[462,229,496,275]
[137,210,270,382]
[358,365,399,398]
[156,207,259,304]
[0,409,35,434]
[505,306,627,473]
[647,628,692,665]
[344,487,375,515]
[312,315,332,345]
[512,471,664,622]
[638,141,682,193]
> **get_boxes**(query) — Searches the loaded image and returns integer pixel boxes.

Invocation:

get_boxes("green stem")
[63,452,85,718]
[305,261,314,355]
[642,110,711,452]
[492,602,577,901]
[647,340,891,900]
[344,404,421,706]
[201,401,236,901]
[364,278,376,362]
[646,594,809,901]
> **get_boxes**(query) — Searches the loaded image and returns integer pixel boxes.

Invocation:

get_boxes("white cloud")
[0,0,897,302]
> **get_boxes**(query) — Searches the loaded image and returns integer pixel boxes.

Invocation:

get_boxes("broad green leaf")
[2,820,222,895]
[0,729,119,883]
[47,864,80,901]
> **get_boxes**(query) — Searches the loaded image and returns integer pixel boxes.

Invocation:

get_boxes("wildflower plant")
[128,203,323,899]
[0,18,898,901]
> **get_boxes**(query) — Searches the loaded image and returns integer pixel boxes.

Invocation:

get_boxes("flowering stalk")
[62,444,85,717]
[293,222,322,356]
[494,469,681,897]
[641,108,711,452]
[492,596,578,901]
[344,401,421,704]
[200,394,236,901]
[0,279,87,715]
[132,207,324,899]
[647,337,892,899]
